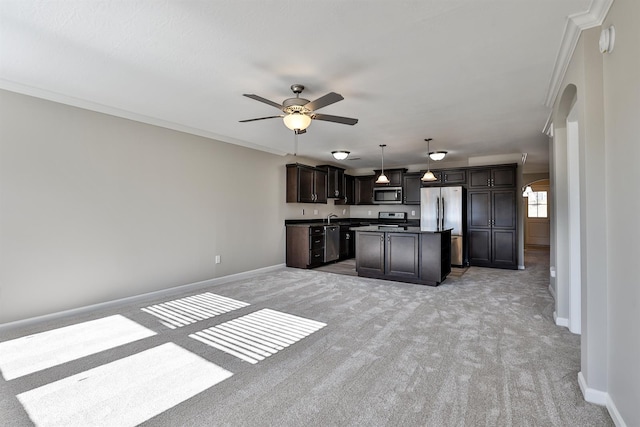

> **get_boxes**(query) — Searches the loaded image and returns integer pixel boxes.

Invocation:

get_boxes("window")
[527,191,548,218]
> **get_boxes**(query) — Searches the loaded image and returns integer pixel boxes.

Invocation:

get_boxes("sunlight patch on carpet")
[0,315,156,381]
[17,343,232,427]
[189,309,326,364]
[141,292,250,328]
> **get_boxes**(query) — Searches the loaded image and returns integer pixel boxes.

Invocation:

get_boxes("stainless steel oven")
[373,186,402,204]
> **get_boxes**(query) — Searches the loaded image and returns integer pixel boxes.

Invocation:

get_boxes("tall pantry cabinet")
[466,165,518,269]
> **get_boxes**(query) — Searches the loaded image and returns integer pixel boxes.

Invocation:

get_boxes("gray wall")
[0,89,296,324]
[602,0,640,424]
[551,0,639,423]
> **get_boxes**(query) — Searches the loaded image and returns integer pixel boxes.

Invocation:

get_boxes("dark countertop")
[285,218,421,227]
[350,226,452,234]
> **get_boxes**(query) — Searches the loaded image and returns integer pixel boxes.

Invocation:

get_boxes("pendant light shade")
[522,185,534,197]
[421,138,438,182]
[332,150,350,160]
[421,170,437,181]
[283,112,312,131]
[376,144,390,184]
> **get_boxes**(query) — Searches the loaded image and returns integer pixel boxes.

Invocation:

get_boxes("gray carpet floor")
[0,248,613,426]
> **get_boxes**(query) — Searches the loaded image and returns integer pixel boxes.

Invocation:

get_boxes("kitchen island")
[351,226,451,286]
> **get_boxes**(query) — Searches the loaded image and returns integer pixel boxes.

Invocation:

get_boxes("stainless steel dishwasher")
[323,225,340,262]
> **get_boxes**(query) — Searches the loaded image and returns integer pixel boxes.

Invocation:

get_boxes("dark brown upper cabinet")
[316,165,345,199]
[420,169,467,186]
[468,166,516,189]
[373,168,407,187]
[402,173,422,205]
[286,163,327,203]
[355,175,375,205]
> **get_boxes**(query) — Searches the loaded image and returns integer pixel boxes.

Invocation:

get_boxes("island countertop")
[350,226,453,234]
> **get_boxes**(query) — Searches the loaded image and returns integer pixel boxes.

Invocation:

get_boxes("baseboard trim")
[578,371,607,406]
[578,372,628,426]
[0,263,286,331]
[518,264,525,270]
[606,393,628,427]
[554,311,569,327]
[548,284,557,300]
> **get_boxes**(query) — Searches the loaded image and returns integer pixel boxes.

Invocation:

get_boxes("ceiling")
[1,0,595,174]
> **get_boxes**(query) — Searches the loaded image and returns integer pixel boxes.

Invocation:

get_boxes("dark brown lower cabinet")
[339,226,355,259]
[355,230,450,285]
[286,225,325,268]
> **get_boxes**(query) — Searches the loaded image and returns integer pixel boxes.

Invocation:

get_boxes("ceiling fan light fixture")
[332,150,350,160]
[283,112,312,131]
[429,151,447,161]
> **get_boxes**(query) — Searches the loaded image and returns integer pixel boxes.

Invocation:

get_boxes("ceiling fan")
[239,84,358,134]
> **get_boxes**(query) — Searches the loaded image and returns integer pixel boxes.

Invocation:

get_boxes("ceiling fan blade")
[243,94,283,110]
[311,113,358,126]
[239,115,282,123]
[304,92,344,111]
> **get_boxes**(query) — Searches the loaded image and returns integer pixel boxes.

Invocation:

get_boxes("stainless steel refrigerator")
[420,186,465,266]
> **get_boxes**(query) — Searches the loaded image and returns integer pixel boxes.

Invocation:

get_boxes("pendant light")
[376,144,390,184]
[421,138,438,182]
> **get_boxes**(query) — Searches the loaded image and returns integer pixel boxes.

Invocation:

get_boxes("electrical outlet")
[215,255,221,264]
[368,211,372,216]
[342,209,346,215]
[411,210,416,216]
[314,209,318,215]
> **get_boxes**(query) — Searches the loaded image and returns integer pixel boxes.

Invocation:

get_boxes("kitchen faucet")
[327,213,338,224]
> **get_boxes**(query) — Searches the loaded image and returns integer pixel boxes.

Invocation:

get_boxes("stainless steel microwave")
[373,186,403,204]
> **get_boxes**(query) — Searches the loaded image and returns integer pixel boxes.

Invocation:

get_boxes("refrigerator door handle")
[441,197,445,230]
[436,197,440,230]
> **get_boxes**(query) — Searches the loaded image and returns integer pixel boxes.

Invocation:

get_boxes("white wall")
[551,0,640,423]
[602,0,640,424]
[0,89,291,324]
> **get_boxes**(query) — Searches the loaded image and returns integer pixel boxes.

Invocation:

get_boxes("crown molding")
[0,79,290,157]
[544,0,614,109]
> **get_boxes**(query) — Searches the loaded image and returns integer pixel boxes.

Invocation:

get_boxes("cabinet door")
[323,166,344,198]
[468,228,492,266]
[492,229,516,268]
[314,169,327,203]
[491,167,516,187]
[356,232,385,274]
[339,229,355,259]
[403,173,422,204]
[468,190,491,228]
[442,169,466,185]
[355,176,374,205]
[385,233,420,279]
[298,166,316,202]
[344,174,355,205]
[492,190,516,229]
[468,168,491,188]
